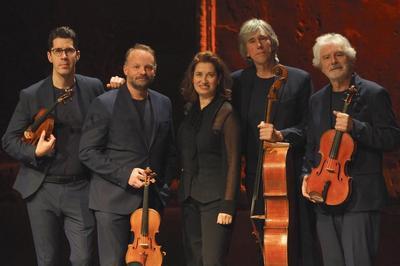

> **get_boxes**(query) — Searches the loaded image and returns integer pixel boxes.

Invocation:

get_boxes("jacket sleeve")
[162,99,178,186]
[79,98,132,189]
[351,88,400,151]
[301,97,317,178]
[280,73,313,148]
[2,90,43,168]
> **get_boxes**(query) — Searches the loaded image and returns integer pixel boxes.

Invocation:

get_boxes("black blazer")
[79,85,177,215]
[303,74,400,211]
[2,74,104,199]
[231,65,313,178]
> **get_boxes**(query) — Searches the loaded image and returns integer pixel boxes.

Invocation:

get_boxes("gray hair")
[312,33,356,68]
[238,18,279,62]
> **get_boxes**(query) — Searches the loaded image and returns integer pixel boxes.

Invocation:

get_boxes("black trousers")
[316,211,380,266]
[94,211,131,266]
[26,180,95,266]
[182,198,232,266]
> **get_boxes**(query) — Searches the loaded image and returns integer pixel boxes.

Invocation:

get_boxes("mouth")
[330,65,342,71]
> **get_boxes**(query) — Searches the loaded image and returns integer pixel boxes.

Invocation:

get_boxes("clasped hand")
[128,168,155,188]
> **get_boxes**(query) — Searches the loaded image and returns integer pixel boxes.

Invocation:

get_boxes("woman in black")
[178,51,241,266]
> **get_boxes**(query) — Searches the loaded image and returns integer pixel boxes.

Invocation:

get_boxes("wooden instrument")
[126,168,165,266]
[22,88,73,144]
[250,64,296,265]
[306,85,357,205]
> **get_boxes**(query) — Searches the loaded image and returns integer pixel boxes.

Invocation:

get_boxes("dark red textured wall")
[216,0,400,199]
[216,0,400,117]
[216,2,400,265]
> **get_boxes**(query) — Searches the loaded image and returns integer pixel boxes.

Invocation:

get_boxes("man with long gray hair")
[231,18,316,266]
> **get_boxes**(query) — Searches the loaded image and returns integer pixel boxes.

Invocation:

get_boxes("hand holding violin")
[301,175,316,203]
[128,168,156,188]
[34,130,56,157]
[333,111,353,133]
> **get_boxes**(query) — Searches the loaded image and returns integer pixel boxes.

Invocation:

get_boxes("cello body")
[262,142,297,266]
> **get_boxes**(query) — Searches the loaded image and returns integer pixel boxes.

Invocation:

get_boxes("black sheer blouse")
[177,96,241,215]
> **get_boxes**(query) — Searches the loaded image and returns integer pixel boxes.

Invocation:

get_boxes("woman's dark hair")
[181,51,232,103]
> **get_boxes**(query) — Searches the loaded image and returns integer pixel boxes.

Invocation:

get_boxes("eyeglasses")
[50,47,77,57]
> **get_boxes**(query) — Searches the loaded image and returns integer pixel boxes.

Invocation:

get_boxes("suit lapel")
[319,85,332,133]
[148,90,159,150]
[347,73,363,117]
[75,75,90,117]
[240,68,255,126]
[37,76,55,112]
[117,85,148,149]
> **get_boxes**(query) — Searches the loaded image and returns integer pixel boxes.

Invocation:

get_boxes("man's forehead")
[128,49,155,62]
[247,29,268,39]
[320,43,344,53]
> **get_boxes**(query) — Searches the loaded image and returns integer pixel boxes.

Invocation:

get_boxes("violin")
[126,167,165,266]
[307,85,357,205]
[22,88,73,144]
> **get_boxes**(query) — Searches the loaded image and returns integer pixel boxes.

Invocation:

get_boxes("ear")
[76,50,81,61]
[123,64,128,76]
[47,51,53,63]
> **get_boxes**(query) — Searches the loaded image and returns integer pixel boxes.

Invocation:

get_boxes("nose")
[138,66,146,74]
[60,50,68,58]
[201,75,209,84]
[330,55,338,64]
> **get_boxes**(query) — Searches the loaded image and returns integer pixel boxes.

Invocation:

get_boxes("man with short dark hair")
[2,26,104,265]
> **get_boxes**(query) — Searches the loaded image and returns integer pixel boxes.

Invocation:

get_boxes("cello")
[22,88,73,144]
[250,64,297,265]
[306,85,357,205]
[126,167,165,266]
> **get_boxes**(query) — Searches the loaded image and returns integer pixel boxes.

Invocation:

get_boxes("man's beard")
[129,76,154,91]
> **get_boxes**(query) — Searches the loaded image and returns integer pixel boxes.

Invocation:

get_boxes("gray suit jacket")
[2,74,105,199]
[79,85,177,215]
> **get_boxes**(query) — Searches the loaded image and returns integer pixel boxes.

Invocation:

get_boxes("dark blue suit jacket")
[2,74,104,199]
[231,65,313,178]
[303,74,400,211]
[79,85,177,215]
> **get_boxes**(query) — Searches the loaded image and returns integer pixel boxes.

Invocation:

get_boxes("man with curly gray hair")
[302,33,400,266]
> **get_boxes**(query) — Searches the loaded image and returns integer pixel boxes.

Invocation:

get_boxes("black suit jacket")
[303,74,400,211]
[2,74,104,199]
[79,85,177,215]
[231,65,313,176]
